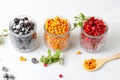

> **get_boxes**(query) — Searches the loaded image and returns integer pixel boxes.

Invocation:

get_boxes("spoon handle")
[104,53,120,62]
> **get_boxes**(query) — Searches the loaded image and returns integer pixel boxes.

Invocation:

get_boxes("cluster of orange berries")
[84,58,96,70]
[45,16,69,35]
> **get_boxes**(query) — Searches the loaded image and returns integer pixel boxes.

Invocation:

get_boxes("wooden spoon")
[85,53,120,71]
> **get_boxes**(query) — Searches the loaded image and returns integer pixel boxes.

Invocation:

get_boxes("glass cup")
[80,17,108,53]
[44,16,71,51]
[9,15,38,52]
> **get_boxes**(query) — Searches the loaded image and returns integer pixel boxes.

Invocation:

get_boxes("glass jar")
[9,15,38,52]
[80,18,108,53]
[44,16,71,51]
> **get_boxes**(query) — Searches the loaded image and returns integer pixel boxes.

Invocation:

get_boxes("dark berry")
[26,22,31,26]
[9,74,15,80]
[3,73,9,78]
[20,23,27,28]
[31,58,39,64]
[14,18,20,25]
[44,64,47,67]
[29,23,34,30]
[24,17,28,20]
[59,74,63,78]
[83,17,106,36]
[2,66,9,72]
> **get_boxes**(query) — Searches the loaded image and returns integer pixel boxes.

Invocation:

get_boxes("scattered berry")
[2,66,9,72]
[43,64,47,67]
[59,74,63,78]
[76,51,81,55]
[31,58,39,64]
[19,56,27,61]
[3,73,9,78]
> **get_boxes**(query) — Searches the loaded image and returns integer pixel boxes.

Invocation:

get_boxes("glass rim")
[9,15,37,37]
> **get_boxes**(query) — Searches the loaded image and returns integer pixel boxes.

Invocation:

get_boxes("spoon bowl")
[84,53,120,71]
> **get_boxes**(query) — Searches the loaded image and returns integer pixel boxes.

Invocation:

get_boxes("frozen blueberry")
[25,31,28,34]
[2,66,9,72]
[26,22,31,26]
[15,25,21,29]
[24,17,28,20]
[14,30,19,34]
[21,18,25,21]
[14,18,20,25]
[19,32,23,35]
[3,73,9,78]
[19,20,24,24]
[24,20,29,24]
[31,58,39,64]
[21,28,25,32]
[20,23,27,28]
[9,74,15,80]
[29,23,34,30]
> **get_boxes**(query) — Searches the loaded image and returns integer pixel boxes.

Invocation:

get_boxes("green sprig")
[0,29,9,45]
[71,13,89,31]
[40,49,64,65]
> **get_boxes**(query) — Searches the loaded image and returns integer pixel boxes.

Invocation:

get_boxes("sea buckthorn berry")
[19,56,27,61]
[44,16,70,51]
[76,51,81,55]
[84,58,96,70]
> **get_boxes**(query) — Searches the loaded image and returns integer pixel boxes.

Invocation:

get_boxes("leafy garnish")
[40,49,64,65]
[71,13,89,31]
[0,29,9,45]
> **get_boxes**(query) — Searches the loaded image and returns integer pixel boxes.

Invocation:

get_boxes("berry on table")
[59,74,63,78]
[43,63,47,67]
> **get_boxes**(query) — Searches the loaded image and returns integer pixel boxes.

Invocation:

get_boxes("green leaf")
[74,16,81,19]
[80,13,86,20]
[3,29,9,32]
[74,23,77,28]
[55,49,61,56]
[78,21,83,27]
[40,49,62,65]
[48,49,51,54]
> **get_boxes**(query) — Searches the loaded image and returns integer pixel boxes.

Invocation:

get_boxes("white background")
[0,0,120,80]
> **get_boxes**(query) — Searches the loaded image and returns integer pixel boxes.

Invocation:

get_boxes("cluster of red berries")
[83,17,107,36]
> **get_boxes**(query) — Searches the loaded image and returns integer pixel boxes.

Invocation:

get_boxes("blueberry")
[2,66,9,72]
[29,23,34,30]
[24,17,28,20]
[31,58,39,64]
[9,74,15,80]
[19,32,23,35]
[21,28,25,32]
[16,25,21,29]
[3,73,9,78]
[14,30,19,34]
[21,18,25,21]
[20,23,27,28]
[14,18,20,25]
[26,22,31,26]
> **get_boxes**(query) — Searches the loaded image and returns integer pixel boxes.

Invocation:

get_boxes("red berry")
[83,17,107,36]
[44,64,47,67]
[59,74,63,78]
